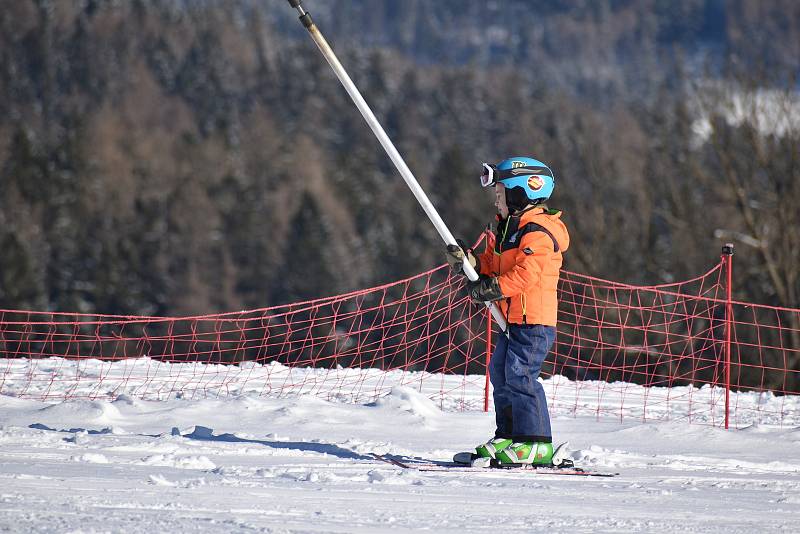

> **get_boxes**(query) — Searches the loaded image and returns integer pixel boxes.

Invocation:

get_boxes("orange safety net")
[1,254,798,428]
[555,257,799,428]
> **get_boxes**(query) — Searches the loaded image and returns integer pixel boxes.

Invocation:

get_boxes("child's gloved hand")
[468,277,504,303]
[445,239,478,275]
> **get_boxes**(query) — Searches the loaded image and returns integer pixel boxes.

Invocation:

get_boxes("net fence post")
[484,307,492,412]
[722,243,735,429]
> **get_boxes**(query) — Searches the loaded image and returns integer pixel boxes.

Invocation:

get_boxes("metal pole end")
[287,0,311,26]
[722,243,734,256]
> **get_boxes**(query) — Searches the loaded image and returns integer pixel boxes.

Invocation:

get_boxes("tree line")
[0,0,797,324]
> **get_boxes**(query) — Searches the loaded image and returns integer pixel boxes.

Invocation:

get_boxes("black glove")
[468,277,504,304]
[445,239,478,276]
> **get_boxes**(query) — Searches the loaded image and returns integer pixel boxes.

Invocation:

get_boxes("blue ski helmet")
[494,156,555,206]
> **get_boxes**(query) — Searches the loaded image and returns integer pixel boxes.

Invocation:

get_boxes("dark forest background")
[0,0,798,318]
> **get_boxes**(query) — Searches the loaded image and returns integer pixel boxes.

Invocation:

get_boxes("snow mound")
[148,474,176,487]
[72,453,110,464]
[370,386,442,419]
[36,400,122,426]
[138,454,216,470]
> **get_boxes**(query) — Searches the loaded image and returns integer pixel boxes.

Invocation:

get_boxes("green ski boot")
[495,441,554,465]
[475,437,513,459]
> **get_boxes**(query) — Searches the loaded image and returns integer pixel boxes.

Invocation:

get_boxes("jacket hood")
[519,207,570,253]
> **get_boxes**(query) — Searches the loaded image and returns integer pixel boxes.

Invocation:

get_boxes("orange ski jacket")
[476,207,570,326]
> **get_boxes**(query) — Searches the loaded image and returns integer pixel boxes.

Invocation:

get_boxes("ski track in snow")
[0,366,798,532]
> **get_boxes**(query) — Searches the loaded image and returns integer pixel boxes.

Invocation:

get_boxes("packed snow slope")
[0,370,799,532]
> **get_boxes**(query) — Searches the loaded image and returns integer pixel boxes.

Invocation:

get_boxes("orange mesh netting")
[1,250,798,427]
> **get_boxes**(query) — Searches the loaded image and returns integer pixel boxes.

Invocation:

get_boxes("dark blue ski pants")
[489,324,556,442]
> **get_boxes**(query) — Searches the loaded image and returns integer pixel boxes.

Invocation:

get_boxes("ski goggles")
[480,163,498,187]
[480,163,553,188]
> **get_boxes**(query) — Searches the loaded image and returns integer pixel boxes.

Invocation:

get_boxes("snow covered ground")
[1,361,799,533]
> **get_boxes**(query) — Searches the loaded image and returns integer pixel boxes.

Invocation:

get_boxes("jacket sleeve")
[496,232,554,297]
[476,249,492,277]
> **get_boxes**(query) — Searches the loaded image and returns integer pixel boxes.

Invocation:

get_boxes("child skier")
[446,156,570,465]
